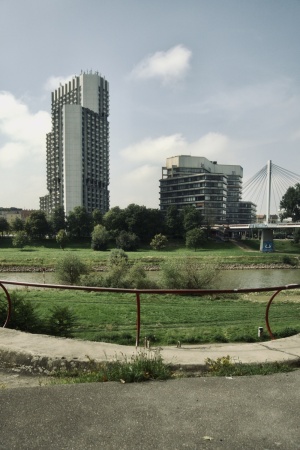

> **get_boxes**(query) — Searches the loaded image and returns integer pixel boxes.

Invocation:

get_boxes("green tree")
[280,184,300,222]
[91,224,110,251]
[92,209,103,227]
[124,204,162,242]
[50,206,66,235]
[186,227,207,251]
[56,229,68,250]
[0,217,9,236]
[55,253,88,285]
[25,211,50,239]
[164,205,184,238]
[11,216,24,232]
[181,206,203,234]
[67,206,93,238]
[12,231,30,249]
[103,207,127,237]
[116,230,140,251]
[150,233,168,250]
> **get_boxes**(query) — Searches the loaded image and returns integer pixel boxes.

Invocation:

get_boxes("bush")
[80,273,106,287]
[104,262,131,288]
[160,258,219,289]
[46,305,77,337]
[0,291,42,332]
[126,263,159,289]
[56,229,68,250]
[116,230,140,251]
[282,255,297,266]
[12,231,30,249]
[91,225,110,251]
[108,248,128,267]
[150,234,168,250]
[55,253,88,285]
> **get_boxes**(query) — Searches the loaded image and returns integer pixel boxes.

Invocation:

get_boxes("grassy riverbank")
[0,237,299,270]
[1,288,300,345]
[1,237,299,345]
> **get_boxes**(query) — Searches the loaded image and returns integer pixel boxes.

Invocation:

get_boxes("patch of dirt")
[0,368,52,389]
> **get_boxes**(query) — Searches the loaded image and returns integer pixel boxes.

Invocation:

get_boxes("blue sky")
[0,0,299,215]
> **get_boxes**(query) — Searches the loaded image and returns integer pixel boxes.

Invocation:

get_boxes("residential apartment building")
[159,155,256,224]
[40,71,109,216]
[0,208,34,225]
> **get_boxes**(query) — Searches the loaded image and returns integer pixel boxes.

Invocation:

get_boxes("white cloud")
[44,74,75,91]
[114,132,233,208]
[120,134,186,163]
[120,132,231,165]
[130,45,192,84]
[0,91,51,208]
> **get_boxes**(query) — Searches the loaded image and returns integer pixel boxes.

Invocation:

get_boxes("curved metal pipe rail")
[1,280,299,346]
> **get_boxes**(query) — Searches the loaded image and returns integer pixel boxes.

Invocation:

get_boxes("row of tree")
[0,204,206,243]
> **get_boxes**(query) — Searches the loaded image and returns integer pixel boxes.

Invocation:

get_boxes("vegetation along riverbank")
[1,237,299,346]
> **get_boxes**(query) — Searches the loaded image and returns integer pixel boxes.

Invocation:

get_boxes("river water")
[0,269,300,290]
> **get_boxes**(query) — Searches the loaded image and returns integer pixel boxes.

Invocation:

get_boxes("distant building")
[159,155,256,224]
[0,208,22,225]
[0,208,35,224]
[40,71,110,216]
[256,214,279,224]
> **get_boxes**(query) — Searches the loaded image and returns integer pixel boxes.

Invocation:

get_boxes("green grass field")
[0,237,299,268]
[2,288,299,345]
[1,237,299,345]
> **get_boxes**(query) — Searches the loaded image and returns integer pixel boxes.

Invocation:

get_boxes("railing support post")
[136,292,141,348]
[265,289,282,340]
[0,282,12,328]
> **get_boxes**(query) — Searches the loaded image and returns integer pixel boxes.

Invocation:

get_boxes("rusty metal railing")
[1,280,300,346]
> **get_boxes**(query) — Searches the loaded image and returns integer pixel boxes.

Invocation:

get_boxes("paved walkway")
[0,328,299,374]
[1,329,300,449]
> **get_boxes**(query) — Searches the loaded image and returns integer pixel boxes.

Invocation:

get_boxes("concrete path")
[1,370,300,449]
[1,329,300,449]
[0,328,299,374]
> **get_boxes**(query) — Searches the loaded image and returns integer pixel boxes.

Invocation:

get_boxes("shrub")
[12,231,30,249]
[55,253,88,285]
[160,257,219,289]
[293,229,300,244]
[46,305,77,337]
[104,262,131,288]
[150,234,168,250]
[91,225,110,251]
[80,273,106,287]
[0,291,42,332]
[56,229,68,250]
[282,255,297,266]
[116,230,140,251]
[108,248,128,267]
[126,263,159,289]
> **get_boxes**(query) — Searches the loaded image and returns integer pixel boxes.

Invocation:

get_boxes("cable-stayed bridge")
[242,160,300,221]
[229,160,300,252]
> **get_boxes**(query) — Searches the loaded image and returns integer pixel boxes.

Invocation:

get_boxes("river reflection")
[215,268,300,289]
[1,269,300,290]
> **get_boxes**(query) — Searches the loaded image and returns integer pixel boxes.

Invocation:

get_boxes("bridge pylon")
[260,229,274,252]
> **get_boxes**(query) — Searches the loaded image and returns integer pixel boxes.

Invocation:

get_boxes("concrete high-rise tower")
[40,71,109,215]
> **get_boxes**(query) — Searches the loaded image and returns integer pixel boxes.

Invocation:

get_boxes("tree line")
[0,204,208,251]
